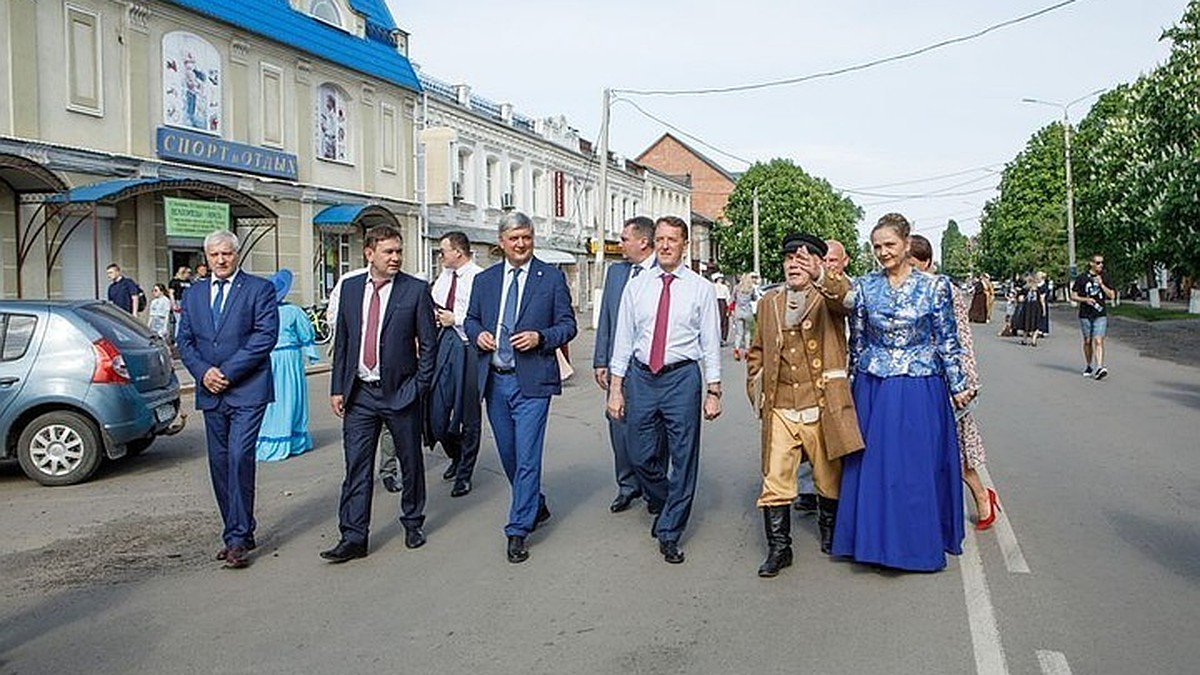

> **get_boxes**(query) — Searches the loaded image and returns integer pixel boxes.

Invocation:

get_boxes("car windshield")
[76,303,157,347]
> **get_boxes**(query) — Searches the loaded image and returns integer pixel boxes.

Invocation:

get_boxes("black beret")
[782,232,828,257]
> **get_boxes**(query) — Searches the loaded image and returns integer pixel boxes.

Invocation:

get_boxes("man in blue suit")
[593,216,658,513]
[465,212,577,563]
[322,224,437,563]
[177,230,279,569]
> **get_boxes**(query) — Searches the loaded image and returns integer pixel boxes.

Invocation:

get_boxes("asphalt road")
[1,316,1197,675]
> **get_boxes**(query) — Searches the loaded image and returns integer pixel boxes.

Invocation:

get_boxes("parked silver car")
[0,300,181,486]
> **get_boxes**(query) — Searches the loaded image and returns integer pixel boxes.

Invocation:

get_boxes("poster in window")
[316,84,349,161]
[162,32,222,134]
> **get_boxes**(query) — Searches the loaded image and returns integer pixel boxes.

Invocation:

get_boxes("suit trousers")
[757,409,841,507]
[339,381,426,545]
[626,362,703,544]
[203,400,268,547]
[606,373,645,498]
[484,371,550,537]
[443,343,482,481]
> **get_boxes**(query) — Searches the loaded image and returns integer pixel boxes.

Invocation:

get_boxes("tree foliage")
[715,159,862,282]
[939,220,971,279]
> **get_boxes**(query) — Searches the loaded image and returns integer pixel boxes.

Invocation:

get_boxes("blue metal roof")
[165,0,421,94]
[313,203,370,225]
[47,178,161,203]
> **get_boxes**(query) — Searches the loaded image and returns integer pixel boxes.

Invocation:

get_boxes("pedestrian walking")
[731,272,760,360]
[255,269,320,462]
[105,263,143,315]
[606,215,722,565]
[147,283,172,340]
[1072,254,1116,380]
[176,230,279,569]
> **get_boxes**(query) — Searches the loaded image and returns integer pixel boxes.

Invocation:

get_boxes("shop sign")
[586,239,624,256]
[156,126,299,180]
[554,171,565,218]
[165,196,229,238]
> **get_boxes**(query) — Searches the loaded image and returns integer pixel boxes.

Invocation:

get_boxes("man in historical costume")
[745,233,863,577]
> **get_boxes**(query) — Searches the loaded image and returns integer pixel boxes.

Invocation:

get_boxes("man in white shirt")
[606,215,722,565]
[712,273,731,345]
[429,231,484,497]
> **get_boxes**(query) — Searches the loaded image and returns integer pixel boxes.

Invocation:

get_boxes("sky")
[386,0,1188,252]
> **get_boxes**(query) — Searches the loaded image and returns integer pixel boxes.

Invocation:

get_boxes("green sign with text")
[164,197,229,238]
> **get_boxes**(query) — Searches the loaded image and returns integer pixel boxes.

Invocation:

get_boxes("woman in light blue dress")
[256,269,320,462]
[831,214,973,572]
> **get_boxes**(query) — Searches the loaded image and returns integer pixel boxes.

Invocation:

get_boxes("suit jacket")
[177,273,279,411]
[745,272,864,461]
[427,326,467,442]
[592,261,633,370]
[331,272,436,410]
[465,257,577,398]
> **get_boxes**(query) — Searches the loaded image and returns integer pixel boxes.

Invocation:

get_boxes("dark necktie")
[211,279,228,328]
[649,273,675,373]
[631,264,643,279]
[445,271,458,309]
[364,278,390,371]
[497,268,521,367]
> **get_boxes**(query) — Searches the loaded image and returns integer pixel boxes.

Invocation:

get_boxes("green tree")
[715,159,862,282]
[940,219,970,279]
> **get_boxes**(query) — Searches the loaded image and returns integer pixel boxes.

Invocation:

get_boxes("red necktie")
[364,278,390,370]
[649,273,675,373]
[445,271,458,310]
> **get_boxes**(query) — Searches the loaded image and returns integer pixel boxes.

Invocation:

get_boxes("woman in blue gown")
[831,213,973,572]
[256,269,320,462]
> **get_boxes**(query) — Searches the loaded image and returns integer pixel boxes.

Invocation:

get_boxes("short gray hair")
[497,211,533,235]
[204,229,240,252]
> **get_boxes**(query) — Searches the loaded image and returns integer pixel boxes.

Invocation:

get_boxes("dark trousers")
[626,362,703,544]
[606,372,658,498]
[204,401,268,548]
[484,370,550,537]
[339,381,426,545]
[444,344,482,481]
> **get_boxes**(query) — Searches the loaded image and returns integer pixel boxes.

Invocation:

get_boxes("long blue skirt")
[831,373,964,571]
[255,346,313,462]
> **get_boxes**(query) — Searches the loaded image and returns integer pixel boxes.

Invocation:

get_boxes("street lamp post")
[1022,88,1105,286]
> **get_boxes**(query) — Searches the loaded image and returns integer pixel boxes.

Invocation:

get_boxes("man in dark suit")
[593,216,657,513]
[465,212,577,563]
[321,225,436,563]
[177,230,279,569]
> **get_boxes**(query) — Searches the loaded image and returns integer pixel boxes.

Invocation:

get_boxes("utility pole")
[752,186,760,277]
[591,88,611,328]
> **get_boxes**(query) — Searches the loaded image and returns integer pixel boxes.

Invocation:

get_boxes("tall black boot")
[817,496,838,555]
[757,506,793,578]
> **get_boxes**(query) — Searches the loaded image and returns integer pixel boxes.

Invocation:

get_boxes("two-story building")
[1,0,422,304]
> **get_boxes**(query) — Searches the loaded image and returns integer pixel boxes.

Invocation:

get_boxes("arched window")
[309,0,342,27]
[162,32,222,134]
[315,83,350,162]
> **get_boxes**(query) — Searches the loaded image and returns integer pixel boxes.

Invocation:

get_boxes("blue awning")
[47,178,161,204]
[313,203,398,232]
[46,178,275,219]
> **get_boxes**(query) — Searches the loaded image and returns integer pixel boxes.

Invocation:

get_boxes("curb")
[178,362,333,395]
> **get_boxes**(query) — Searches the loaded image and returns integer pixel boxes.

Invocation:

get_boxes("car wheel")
[126,437,154,456]
[16,411,103,486]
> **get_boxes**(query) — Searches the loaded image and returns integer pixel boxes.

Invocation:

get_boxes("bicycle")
[303,303,332,345]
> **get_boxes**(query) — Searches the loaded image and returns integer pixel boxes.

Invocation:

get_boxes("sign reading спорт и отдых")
[156,126,299,180]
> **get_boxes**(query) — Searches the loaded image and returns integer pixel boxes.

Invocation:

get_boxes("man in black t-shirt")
[105,263,141,315]
[1071,255,1116,380]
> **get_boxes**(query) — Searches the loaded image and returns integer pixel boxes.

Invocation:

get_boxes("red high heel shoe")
[975,488,1000,531]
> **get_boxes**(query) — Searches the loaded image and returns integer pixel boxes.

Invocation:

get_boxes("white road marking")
[978,465,1031,574]
[961,513,1010,675]
[1036,650,1073,675]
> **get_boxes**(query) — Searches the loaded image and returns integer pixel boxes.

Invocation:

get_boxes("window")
[65,5,102,115]
[315,83,350,162]
[456,147,473,203]
[260,64,284,147]
[163,32,222,134]
[485,157,500,208]
[380,103,397,172]
[1,314,37,361]
[509,164,523,209]
[309,0,342,27]
[531,169,545,216]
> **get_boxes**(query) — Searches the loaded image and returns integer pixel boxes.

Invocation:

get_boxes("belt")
[634,359,696,375]
[490,365,516,375]
[357,378,382,388]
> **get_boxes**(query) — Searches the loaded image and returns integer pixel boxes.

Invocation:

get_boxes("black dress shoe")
[451,479,472,498]
[650,514,660,539]
[506,535,529,563]
[320,540,368,563]
[792,493,818,513]
[223,545,251,569]
[404,527,427,549]
[381,475,400,493]
[610,491,640,513]
[659,540,685,564]
[442,461,459,481]
[530,502,551,531]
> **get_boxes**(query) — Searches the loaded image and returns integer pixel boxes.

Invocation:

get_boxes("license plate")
[155,403,176,423]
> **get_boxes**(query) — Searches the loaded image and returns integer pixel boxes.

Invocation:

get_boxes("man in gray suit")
[593,216,658,513]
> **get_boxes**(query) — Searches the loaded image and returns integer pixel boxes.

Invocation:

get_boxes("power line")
[860,184,998,207]
[617,0,1080,97]
[612,96,755,167]
[842,172,999,199]
[844,164,1004,191]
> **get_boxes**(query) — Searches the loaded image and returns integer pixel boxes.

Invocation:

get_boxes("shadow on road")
[1108,510,1200,582]
[1153,380,1200,410]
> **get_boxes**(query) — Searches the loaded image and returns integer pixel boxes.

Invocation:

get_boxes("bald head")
[824,240,849,274]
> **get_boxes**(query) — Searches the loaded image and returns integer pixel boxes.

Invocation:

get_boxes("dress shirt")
[357,273,395,381]
[629,255,657,281]
[609,264,721,384]
[209,270,240,313]
[326,267,369,323]
[431,259,483,340]
[492,260,531,368]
